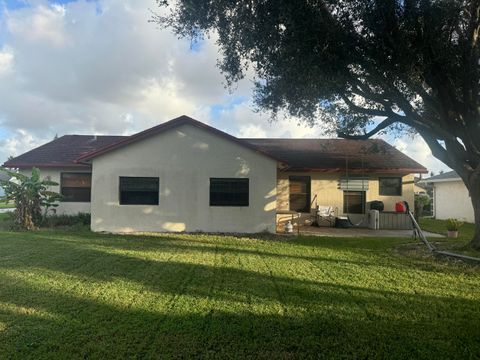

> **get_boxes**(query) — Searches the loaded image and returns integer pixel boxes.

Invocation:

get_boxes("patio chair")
[316,205,336,227]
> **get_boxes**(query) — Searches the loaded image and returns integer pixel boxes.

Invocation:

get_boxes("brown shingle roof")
[3,135,126,169]
[3,116,427,173]
[243,138,427,173]
[75,115,280,163]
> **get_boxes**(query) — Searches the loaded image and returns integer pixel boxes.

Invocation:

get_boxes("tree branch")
[340,94,390,117]
[337,116,396,139]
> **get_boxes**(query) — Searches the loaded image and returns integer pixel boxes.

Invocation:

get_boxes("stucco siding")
[90,124,277,233]
[19,168,91,215]
[434,180,474,222]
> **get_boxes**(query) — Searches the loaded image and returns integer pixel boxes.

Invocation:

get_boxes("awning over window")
[338,177,369,191]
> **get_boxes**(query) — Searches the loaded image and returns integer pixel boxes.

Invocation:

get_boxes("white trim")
[420,177,461,184]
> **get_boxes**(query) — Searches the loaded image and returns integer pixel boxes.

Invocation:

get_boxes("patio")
[285,225,445,238]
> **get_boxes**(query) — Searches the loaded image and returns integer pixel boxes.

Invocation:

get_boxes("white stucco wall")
[434,180,474,222]
[90,124,277,233]
[19,168,91,215]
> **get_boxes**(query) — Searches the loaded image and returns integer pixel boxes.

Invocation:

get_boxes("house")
[3,115,427,233]
[0,171,9,197]
[414,176,432,195]
[422,171,474,223]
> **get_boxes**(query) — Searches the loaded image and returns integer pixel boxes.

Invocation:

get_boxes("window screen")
[210,178,249,206]
[119,177,159,205]
[379,177,402,196]
[343,191,366,214]
[61,173,91,202]
[289,176,311,212]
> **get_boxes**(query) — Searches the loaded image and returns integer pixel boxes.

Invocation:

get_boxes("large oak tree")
[154,0,480,248]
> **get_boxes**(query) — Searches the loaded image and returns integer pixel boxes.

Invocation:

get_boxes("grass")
[0,214,479,359]
[0,202,14,209]
[419,218,479,256]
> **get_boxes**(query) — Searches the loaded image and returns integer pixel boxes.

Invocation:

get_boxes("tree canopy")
[154,0,480,248]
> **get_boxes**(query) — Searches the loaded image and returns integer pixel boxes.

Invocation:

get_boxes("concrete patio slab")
[293,226,444,238]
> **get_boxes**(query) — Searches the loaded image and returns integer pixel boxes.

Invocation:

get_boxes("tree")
[414,193,431,220]
[154,0,480,248]
[0,168,62,230]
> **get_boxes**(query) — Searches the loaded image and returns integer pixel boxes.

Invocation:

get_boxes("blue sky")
[0,0,448,173]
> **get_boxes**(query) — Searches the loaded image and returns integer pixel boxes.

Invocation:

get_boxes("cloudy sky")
[0,0,448,174]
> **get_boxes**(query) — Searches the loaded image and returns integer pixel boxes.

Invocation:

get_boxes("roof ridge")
[76,115,282,163]
[242,138,384,140]
[63,134,128,137]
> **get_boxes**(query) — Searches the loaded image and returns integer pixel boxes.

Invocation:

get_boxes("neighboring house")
[3,115,427,233]
[0,171,8,197]
[422,171,474,223]
[414,176,432,195]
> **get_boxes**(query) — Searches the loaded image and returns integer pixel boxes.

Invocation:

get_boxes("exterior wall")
[91,124,277,233]
[414,184,427,194]
[276,171,415,226]
[19,168,91,215]
[434,180,474,222]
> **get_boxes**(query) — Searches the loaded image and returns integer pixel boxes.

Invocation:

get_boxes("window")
[61,173,91,202]
[289,176,311,213]
[343,191,366,214]
[210,178,249,206]
[379,177,402,196]
[119,177,159,205]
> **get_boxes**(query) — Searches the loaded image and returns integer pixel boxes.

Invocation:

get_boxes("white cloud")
[0,1,217,141]
[7,4,69,47]
[0,0,444,176]
[0,129,47,163]
[393,135,450,175]
[0,47,13,75]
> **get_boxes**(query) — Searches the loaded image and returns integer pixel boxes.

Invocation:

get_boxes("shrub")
[0,168,62,230]
[42,213,91,228]
[446,218,464,231]
[414,193,431,219]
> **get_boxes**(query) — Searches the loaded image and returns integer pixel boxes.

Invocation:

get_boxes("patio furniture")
[316,205,337,227]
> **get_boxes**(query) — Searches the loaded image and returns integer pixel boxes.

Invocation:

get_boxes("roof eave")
[2,162,91,169]
[279,167,428,174]
[421,177,462,184]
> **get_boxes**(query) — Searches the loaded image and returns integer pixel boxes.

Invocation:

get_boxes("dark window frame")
[379,177,402,196]
[209,178,249,207]
[289,176,311,213]
[60,172,92,203]
[119,176,160,206]
[343,190,366,214]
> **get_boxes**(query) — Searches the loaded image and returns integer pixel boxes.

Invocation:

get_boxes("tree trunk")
[468,175,480,250]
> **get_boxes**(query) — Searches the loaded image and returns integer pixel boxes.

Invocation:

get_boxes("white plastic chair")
[316,205,336,227]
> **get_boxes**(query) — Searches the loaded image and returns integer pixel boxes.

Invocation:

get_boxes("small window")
[210,178,249,206]
[61,173,91,202]
[119,177,159,205]
[344,191,366,214]
[379,177,402,196]
[289,176,311,213]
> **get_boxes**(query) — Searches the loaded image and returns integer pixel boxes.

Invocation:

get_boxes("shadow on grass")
[0,269,478,359]
[0,230,479,358]
[1,230,477,279]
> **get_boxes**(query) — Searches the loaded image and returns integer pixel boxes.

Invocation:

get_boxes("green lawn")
[0,216,479,358]
[419,218,479,256]
[420,217,475,241]
[0,202,14,209]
